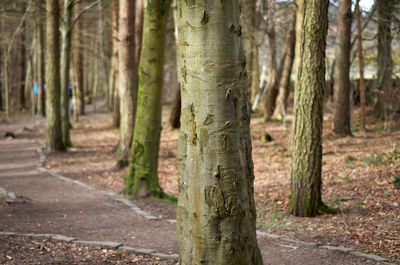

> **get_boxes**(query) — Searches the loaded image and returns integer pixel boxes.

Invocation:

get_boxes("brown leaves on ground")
[37,105,400,263]
[0,236,176,265]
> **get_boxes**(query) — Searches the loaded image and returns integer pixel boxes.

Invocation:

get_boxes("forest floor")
[1,101,399,264]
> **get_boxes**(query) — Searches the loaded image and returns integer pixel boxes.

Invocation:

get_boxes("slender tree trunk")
[76,8,85,116]
[135,0,143,66]
[45,0,65,152]
[37,1,46,117]
[274,5,296,120]
[263,33,285,121]
[375,0,393,123]
[60,0,73,147]
[98,0,109,108]
[109,0,120,125]
[289,0,329,217]
[242,0,258,101]
[116,0,137,165]
[19,7,26,110]
[333,0,352,135]
[124,0,170,198]
[176,1,263,264]
[356,0,366,132]
[294,0,304,82]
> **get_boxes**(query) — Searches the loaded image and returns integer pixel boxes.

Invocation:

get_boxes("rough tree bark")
[289,0,329,217]
[45,0,65,152]
[176,1,263,264]
[124,0,170,198]
[60,0,73,147]
[333,0,352,136]
[116,0,137,166]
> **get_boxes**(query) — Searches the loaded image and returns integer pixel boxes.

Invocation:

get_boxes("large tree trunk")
[289,0,329,217]
[274,5,296,120]
[176,1,263,264]
[36,1,46,117]
[115,0,137,166]
[60,0,73,147]
[375,0,393,123]
[356,0,366,132]
[45,0,65,152]
[124,0,170,198]
[333,0,352,135]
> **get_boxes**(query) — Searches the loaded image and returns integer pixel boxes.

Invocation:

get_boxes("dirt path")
[0,115,390,264]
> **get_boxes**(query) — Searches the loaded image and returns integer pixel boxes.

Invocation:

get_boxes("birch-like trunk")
[176,1,263,264]
[289,0,329,217]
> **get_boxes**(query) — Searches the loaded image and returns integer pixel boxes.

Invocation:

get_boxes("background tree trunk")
[19,6,26,110]
[108,0,119,110]
[124,0,170,198]
[45,0,64,152]
[36,0,46,117]
[76,6,85,116]
[176,1,263,264]
[289,0,329,217]
[375,0,393,124]
[333,0,352,136]
[116,0,137,166]
[167,88,181,129]
[60,0,73,147]
[274,5,296,120]
[356,0,366,132]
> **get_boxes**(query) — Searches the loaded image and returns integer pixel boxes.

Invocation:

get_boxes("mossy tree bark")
[176,1,263,264]
[116,0,137,165]
[375,0,393,122]
[45,0,65,152]
[289,0,329,217]
[60,0,73,147]
[124,0,170,198]
[333,0,352,136]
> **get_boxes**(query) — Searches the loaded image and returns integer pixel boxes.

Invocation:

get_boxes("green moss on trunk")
[123,0,171,199]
